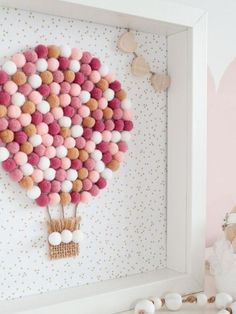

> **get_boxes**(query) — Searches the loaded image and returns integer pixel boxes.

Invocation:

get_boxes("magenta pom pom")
[2,158,17,172]
[94,120,105,132]
[0,118,8,131]
[109,98,120,109]
[102,151,112,164]
[96,177,107,189]
[24,50,38,62]
[109,80,121,92]
[114,120,124,131]
[36,194,49,207]
[0,91,10,106]
[39,180,51,193]
[81,51,92,64]
[124,120,134,131]
[63,106,75,117]
[74,72,85,85]
[117,140,128,152]
[58,57,69,71]
[37,84,50,97]
[71,192,81,204]
[96,141,109,153]
[35,44,48,58]
[28,152,40,166]
[31,111,43,125]
[14,131,27,144]
[0,70,8,85]
[48,121,60,135]
[89,184,100,196]
[83,128,92,140]
[90,58,101,70]
[50,157,62,169]
[91,87,102,100]
[9,168,23,182]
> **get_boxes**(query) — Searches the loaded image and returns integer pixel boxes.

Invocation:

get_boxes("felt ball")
[28,152,39,166]
[50,157,61,169]
[37,84,50,98]
[61,180,73,193]
[84,140,95,153]
[98,98,108,110]
[48,45,60,58]
[72,179,83,192]
[94,120,105,132]
[63,106,75,118]
[114,151,124,162]
[121,131,131,142]
[89,70,101,83]
[59,93,71,107]
[0,70,8,84]
[4,81,18,95]
[12,71,27,86]
[60,81,71,94]
[44,168,56,181]
[7,142,19,154]
[109,80,121,92]
[96,177,107,189]
[107,159,120,171]
[9,168,23,182]
[19,113,32,127]
[35,45,48,58]
[109,98,121,110]
[89,184,100,196]
[0,147,10,162]
[48,231,61,245]
[67,147,79,160]
[82,80,94,92]
[34,144,46,157]
[49,192,61,205]
[14,151,27,165]
[102,130,112,142]
[74,72,85,85]
[2,158,16,172]
[60,45,71,58]
[38,156,50,170]
[51,107,63,120]
[45,146,56,159]
[123,120,134,131]
[55,169,66,182]
[58,57,69,71]
[101,168,113,180]
[53,70,64,83]
[105,72,116,83]
[12,53,26,68]
[19,176,34,189]
[84,128,93,141]
[71,47,83,60]
[70,83,81,96]
[2,60,17,75]
[47,94,60,109]
[103,88,115,101]
[116,89,127,101]
[79,149,89,162]
[80,64,91,76]
[80,191,91,203]
[60,127,71,139]
[65,169,77,182]
[36,194,49,207]
[78,105,90,118]
[75,137,86,149]
[83,117,95,128]
[114,120,124,131]
[102,152,112,164]
[8,105,21,119]
[0,118,8,131]
[27,185,41,199]
[91,131,102,144]
[28,91,42,104]
[0,91,10,107]
[71,159,82,170]
[20,142,33,154]
[61,229,73,244]
[42,134,53,147]
[96,79,109,92]
[43,112,54,124]
[24,124,36,137]
[121,98,132,110]
[83,178,93,191]
[36,122,48,136]
[21,163,34,176]
[64,70,75,83]
[64,137,75,149]
[0,105,7,118]
[19,83,32,96]
[29,134,42,147]
[47,57,59,72]
[90,58,101,70]
[70,192,81,204]
[88,170,100,183]
[81,51,92,64]
[60,192,71,205]
[35,58,48,73]
[11,92,25,107]
[78,167,88,180]
[61,157,71,170]
[91,149,102,161]
[91,87,102,100]
[71,97,81,109]
[104,120,115,131]
[40,71,53,84]
[56,145,68,158]
[22,62,36,76]
[84,158,95,171]
[22,101,36,114]
[113,108,123,120]
[0,129,13,143]
[94,160,105,173]
[37,100,50,114]
[99,64,109,77]
[111,131,122,143]
[92,109,103,121]
[79,90,91,103]
[50,82,60,95]
[39,180,51,193]
[48,122,60,136]
[53,135,64,147]
[32,169,44,183]
[28,74,42,89]
[103,108,113,120]
[59,116,71,128]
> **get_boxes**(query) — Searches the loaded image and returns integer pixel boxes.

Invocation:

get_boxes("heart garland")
[0,44,133,258]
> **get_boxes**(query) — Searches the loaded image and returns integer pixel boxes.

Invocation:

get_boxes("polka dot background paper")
[0,7,167,300]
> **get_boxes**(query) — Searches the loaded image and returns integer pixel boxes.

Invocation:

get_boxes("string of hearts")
[117,30,171,92]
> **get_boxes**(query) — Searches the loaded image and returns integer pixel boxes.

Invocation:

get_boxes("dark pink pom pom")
[90,58,101,70]
[37,84,51,97]
[89,184,100,196]
[96,141,109,153]
[91,87,102,100]
[82,178,93,191]
[118,141,128,152]
[93,120,105,132]
[74,72,85,85]
[35,44,48,58]
[102,151,112,164]
[96,177,107,189]
[71,159,82,170]
[114,120,124,131]
[43,112,54,124]
[39,180,51,193]
[48,122,60,135]
[24,50,38,63]
[71,192,81,204]
[2,158,17,172]
[104,120,115,131]
[109,80,121,92]
[124,120,134,131]
[36,194,49,207]
[31,111,43,125]
[0,70,8,85]
[50,157,62,169]
[0,91,10,106]
[80,51,92,64]
[28,153,40,166]
[58,57,69,71]
[51,180,61,193]
[109,98,120,109]
[63,106,75,117]
[83,158,95,171]
[83,128,92,140]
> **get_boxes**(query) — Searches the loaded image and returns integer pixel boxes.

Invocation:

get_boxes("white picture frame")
[0,0,207,313]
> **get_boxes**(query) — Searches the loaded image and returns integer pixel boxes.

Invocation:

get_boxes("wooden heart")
[131,56,150,76]
[117,31,138,53]
[151,73,171,92]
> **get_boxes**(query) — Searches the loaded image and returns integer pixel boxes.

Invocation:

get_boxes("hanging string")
[61,204,65,219]
[46,205,52,221]
[74,203,79,218]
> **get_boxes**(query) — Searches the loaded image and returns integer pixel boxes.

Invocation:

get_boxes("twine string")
[61,204,65,219]
[46,205,52,221]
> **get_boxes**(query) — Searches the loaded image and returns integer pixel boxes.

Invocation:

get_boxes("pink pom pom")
[85,140,95,153]
[109,98,120,110]
[82,80,94,92]
[70,97,81,109]
[4,81,18,95]
[75,137,86,149]
[12,53,26,68]
[50,82,60,95]
[63,106,75,117]
[109,80,121,92]
[89,184,100,196]
[24,50,38,62]
[55,169,66,181]
[37,84,50,97]
[53,70,64,83]
[91,87,102,100]
[0,118,8,131]
[36,194,49,207]
[28,152,40,166]
[70,83,81,96]
[10,168,23,182]
[0,91,10,106]
[64,137,75,149]
[43,112,54,124]
[58,57,69,71]
[60,81,71,94]
[51,180,61,193]
[72,114,82,125]
[105,72,116,83]
[124,120,134,131]
[102,130,112,142]
[14,151,27,165]
[48,122,60,135]
[18,83,32,96]
[31,111,43,125]
[49,193,60,205]
[71,47,83,60]
[123,109,132,121]
[2,158,17,172]
[42,134,53,147]
[23,62,36,75]
[81,51,92,64]
[74,72,85,85]
[53,135,64,147]
[89,71,101,84]
[45,146,56,158]
[96,177,107,189]
[7,142,19,154]
[104,120,115,131]
[8,119,21,132]
[50,157,61,169]
[109,142,119,155]
[114,120,124,131]
[114,151,124,162]
[96,141,109,153]
[88,170,99,183]
[47,58,59,72]
[39,180,51,193]
[102,151,112,164]
[113,108,123,120]
[92,109,103,120]
[71,192,81,204]
[32,169,43,183]
[80,64,92,76]
[35,44,48,58]
[98,97,108,109]
[14,131,27,144]
[59,94,71,107]
[83,178,93,191]
[71,159,82,170]
[34,144,46,157]
[51,107,63,120]
[61,157,71,170]
[117,140,128,152]
[78,105,90,118]
[84,158,95,171]
[90,58,101,70]
[83,128,92,140]
[94,120,105,132]
[8,105,21,119]
[28,91,42,104]
[0,70,8,85]
[80,191,91,203]
[18,113,32,127]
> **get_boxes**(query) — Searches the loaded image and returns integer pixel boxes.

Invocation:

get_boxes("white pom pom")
[72,230,84,243]
[56,145,68,158]
[37,100,50,114]
[59,116,72,128]
[69,60,80,72]
[36,58,48,72]
[134,299,155,314]
[48,232,61,246]
[2,60,17,75]
[27,186,41,199]
[0,147,9,162]
[60,45,71,58]
[61,229,73,244]
[66,169,78,181]
[121,98,132,109]
[21,163,34,176]
[196,293,208,306]
[11,92,25,106]
[38,156,50,170]
[165,293,182,311]
[91,131,102,144]
[121,131,131,142]
[150,297,162,310]
[94,160,105,173]
[61,180,73,192]
[103,88,114,101]
[28,74,42,89]
[29,134,42,147]
[101,168,113,180]
[99,64,109,77]
[215,293,233,309]
[91,149,102,161]
[111,131,121,143]
[71,125,83,138]
[44,168,56,181]
[79,90,91,103]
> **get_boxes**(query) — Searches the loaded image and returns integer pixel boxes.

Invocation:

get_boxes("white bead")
[94,160,105,173]
[56,145,68,158]
[60,45,71,58]
[44,168,56,181]
[59,116,72,128]
[48,232,61,246]
[29,134,42,147]
[165,293,182,311]
[61,180,73,192]
[101,168,113,180]
[21,163,34,176]
[230,301,236,314]
[121,131,131,142]
[91,150,102,161]
[61,229,72,244]
[0,147,9,162]
[66,169,78,181]
[69,60,80,72]
[38,156,50,171]
[99,64,109,77]
[11,92,25,106]
[27,186,41,199]
[217,310,231,314]
[79,90,91,103]
[196,293,208,306]
[72,230,84,243]
[91,131,102,144]
[28,74,42,89]
[215,293,233,309]
[37,101,50,114]
[36,58,48,72]
[2,60,17,75]
[71,125,83,138]
[150,297,162,310]
[121,98,132,109]
[134,299,155,314]
[103,88,114,101]
[111,131,121,143]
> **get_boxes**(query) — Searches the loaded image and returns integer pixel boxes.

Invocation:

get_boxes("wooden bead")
[107,159,120,171]
[72,179,83,192]
[0,129,14,143]
[60,192,71,205]
[20,142,33,154]
[20,176,34,189]
[67,147,79,160]
[12,71,27,86]
[96,79,109,91]
[131,56,150,76]
[48,45,60,58]
[40,71,53,84]
[79,149,89,162]
[22,101,36,114]
[24,124,36,137]
[60,127,71,138]
[64,70,75,83]
[117,31,138,53]
[82,116,95,128]
[0,105,7,118]
[103,107,113,120]
[47,94,60,108]
[116,89,127,101]
[78,167,88,180]
[86,98,98,111]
